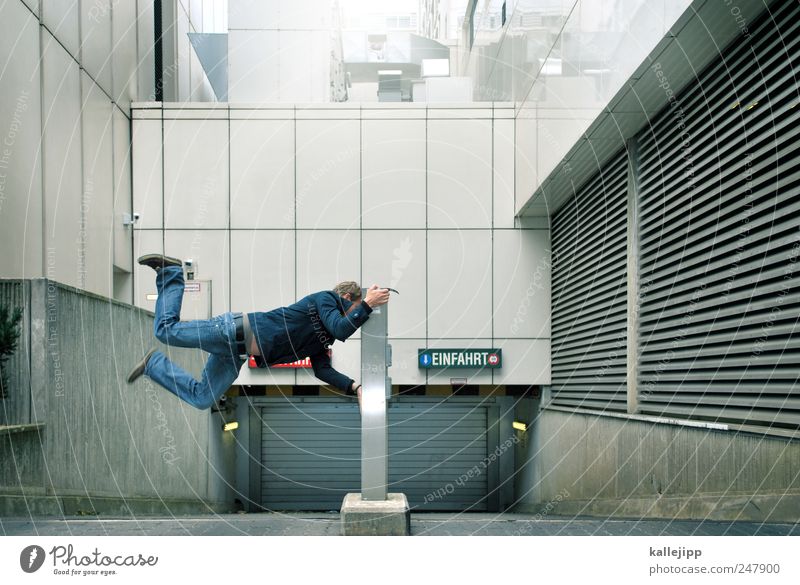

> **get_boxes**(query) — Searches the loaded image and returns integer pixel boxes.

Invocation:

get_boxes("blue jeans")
[144,265,244,410]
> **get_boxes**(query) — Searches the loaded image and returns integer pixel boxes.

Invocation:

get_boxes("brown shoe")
[126,348,157,384]
[137,254,183,271]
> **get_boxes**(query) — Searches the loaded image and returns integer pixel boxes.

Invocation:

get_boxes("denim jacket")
[247,291,372,392]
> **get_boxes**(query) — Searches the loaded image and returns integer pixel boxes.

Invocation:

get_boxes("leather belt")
[233,313,248,360]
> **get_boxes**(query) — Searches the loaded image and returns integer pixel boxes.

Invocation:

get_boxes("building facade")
[130,101,551,391]
[0,0,797,518]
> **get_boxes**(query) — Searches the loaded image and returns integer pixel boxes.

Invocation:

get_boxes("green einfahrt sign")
[418,348,502,369]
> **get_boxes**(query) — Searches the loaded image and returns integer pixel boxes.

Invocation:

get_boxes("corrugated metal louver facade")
[550,150,629,413]
[549,0,799,435]
[636,0,800,433]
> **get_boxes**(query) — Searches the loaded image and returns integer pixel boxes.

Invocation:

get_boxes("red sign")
[248,349,331,369]
[271,357,313,369]
[247,356,314,369]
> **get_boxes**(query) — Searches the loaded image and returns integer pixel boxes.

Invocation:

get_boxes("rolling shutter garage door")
[261,403,361,511]
[260,402,489,511]
[636,0,800,433]
[389,405,488,511]
[550,150,629,412]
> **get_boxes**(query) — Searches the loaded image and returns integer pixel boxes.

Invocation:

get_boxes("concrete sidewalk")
[2,513,797,536]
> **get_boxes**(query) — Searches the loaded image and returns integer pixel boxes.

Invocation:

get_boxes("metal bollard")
[360,288,391,500]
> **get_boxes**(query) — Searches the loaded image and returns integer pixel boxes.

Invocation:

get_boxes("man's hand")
[364,284,390,307]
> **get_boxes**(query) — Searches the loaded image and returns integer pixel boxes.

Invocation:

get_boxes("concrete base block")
[341,493,410,536]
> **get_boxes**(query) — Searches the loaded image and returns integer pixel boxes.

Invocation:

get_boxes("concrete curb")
[0,494,234,518]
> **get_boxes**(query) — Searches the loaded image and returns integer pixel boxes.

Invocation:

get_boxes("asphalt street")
[2,513,797,536]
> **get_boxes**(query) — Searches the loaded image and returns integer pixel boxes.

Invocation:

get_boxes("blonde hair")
[333,281,361,300]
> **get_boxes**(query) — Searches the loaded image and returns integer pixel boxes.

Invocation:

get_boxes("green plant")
[0,305,23,399]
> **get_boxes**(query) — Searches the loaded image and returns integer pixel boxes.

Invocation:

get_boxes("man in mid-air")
[127,254,390,410]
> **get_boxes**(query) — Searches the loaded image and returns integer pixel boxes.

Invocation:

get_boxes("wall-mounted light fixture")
[512,421,528,432]
[223,421,239,432]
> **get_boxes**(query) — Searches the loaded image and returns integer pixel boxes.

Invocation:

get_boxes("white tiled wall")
[80,0,112,95]
[133,230,163,308]
[81,72,114,297]
[0,0,148,303]
[427,229,492,339]
[0,0,42,278]
[230,230,295,313]
[536,116,594,187]
[427,119,492,228]
[136,0,156,101]
[163,118,229,229]
[361,120,426,229]
[362,230,426,339]
[295,119,360,229]
[296,229,360,299]
[42,30,82,287]
[130,105,552,387]
[42,0,80,59]
[493,118,515,229]
[230,119,294,229]
[491,339,550,385]
[20,0,38,16]
[111,0,137,112]
[132,119,163,229]
[493,229,551,339]
[112,108,133,272]
[165,229,230,315]
[514,112,537,216]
